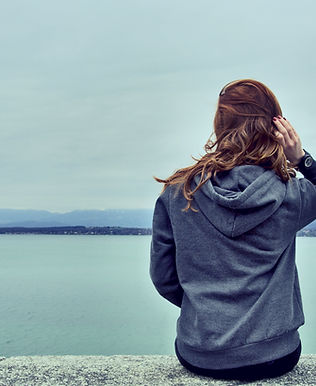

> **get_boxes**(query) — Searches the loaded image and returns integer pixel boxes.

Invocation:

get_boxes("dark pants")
[175,339,301,381]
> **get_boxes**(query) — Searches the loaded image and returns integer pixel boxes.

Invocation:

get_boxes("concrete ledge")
[0,355,315,385]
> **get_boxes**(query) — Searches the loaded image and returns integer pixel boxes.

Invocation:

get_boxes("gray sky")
[0,0,315,211]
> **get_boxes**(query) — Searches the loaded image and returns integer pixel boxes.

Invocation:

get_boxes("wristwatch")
[297,150,314,171]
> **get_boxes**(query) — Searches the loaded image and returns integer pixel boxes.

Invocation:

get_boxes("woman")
[150,79,316,381]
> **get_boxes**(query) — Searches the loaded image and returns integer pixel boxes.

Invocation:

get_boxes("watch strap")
[297,150,316,184]
[297,150,314,171]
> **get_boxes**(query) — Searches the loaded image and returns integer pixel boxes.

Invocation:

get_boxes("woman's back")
[151,163,315,369]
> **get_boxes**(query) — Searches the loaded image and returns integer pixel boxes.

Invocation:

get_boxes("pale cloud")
[0,0,315,211]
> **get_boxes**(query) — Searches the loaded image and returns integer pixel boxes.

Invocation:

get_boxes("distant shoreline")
[0,226,314,237]
[0,226,152,236]
[297,229,316,237]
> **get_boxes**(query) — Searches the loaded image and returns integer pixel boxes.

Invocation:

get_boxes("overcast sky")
[0,0,315,211]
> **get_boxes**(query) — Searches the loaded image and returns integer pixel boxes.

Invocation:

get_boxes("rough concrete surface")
[0,355,315,386]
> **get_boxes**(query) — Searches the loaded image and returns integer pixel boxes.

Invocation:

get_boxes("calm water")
[0,235,315,357]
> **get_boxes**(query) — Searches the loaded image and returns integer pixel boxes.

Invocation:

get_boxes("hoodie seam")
[166,186,174,229]
[297,181,303,231]
[179,330,296,354]
[167,187,171,215]
[231,211,237,237]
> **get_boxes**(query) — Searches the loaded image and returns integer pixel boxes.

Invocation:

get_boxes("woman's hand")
[273,116,305,165]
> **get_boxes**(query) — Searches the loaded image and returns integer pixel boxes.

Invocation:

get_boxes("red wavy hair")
[155,79,295,211]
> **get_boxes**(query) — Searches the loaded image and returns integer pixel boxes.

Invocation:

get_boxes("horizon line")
[0,208,153,213]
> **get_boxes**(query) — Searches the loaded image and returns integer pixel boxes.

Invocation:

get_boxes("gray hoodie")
[150,165,316,369]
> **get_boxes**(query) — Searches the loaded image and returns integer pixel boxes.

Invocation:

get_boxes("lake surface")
[0,235,315,357]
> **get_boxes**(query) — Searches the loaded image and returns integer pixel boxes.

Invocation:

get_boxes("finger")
[284,119,300,141]
[277,117,297,141]
[274,118,297,145]
[281,119,303,150]
[274,131,285,147]
[273,118,291,143]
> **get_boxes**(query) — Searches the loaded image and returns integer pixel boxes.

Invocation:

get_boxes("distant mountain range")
[0,209,153,228]
[0,209,315,231]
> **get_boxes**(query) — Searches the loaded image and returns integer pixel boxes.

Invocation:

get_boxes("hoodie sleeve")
[150,189,183,307]
[297,178,316,230]
[297,151,316,230]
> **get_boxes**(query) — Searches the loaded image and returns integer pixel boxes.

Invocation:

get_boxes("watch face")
[304,156,313,168]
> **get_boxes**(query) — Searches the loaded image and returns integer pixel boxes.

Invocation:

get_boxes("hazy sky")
[0,0,315,211]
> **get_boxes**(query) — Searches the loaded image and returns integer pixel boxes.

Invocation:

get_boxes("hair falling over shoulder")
[154,79,296,211]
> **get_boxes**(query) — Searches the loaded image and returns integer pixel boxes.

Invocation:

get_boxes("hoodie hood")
[193,165,286,237]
